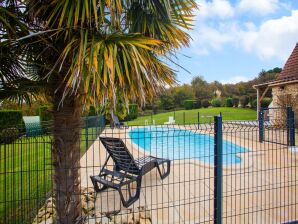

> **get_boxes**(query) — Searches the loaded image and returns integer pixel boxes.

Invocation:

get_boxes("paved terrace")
[80,125,298,224]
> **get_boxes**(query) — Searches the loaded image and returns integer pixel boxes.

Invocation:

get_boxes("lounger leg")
[90,176,109,192]
[118,177,142,208]
[157,160,171,180]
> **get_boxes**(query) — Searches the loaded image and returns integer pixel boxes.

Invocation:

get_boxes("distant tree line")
[144,67,281,112]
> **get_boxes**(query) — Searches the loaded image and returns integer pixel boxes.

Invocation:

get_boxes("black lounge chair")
[90,137,171,207]
[111,114,128,129]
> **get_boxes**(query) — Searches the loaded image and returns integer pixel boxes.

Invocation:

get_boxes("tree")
[157,90,175,110]
[0,1,197,223]
[171,85,194,108]
[191,76,213,101]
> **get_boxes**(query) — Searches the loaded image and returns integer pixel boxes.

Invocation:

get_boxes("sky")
[174,0,298,84]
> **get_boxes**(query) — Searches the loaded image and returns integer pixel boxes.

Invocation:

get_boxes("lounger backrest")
[100,137,140,175]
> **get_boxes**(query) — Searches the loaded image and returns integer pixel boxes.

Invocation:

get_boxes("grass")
[127,107,257,125]
[0,127,102,224]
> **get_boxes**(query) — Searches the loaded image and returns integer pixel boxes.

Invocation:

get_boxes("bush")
[232,96,239,107]
[184,100,196,110]
[201,99,210,108]
[225,98,233,107]
[211,98,222,107]
[239,95,249,108]
[126,104,138,120]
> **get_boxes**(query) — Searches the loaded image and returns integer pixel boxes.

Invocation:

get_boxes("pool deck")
[80,126,298,223]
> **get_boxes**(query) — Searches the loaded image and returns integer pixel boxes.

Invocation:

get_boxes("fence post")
[183,112,185,125]
[214,116,223,224]
[85,117,89,151]
[287,107,295,146]
[198,112,200,127]
[258,109,264,142]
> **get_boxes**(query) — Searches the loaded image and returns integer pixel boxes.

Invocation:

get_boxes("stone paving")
[80,126,298,224]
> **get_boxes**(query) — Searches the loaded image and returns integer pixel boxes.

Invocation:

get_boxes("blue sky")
[175,0,298,84]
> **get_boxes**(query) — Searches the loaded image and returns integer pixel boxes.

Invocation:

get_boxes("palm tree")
[0,0,197,223]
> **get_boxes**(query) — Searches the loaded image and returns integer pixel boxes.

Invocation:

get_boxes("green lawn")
[0,127,102,224]
[127,107,257,125]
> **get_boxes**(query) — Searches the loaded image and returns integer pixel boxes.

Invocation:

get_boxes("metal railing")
[0,113,297,224]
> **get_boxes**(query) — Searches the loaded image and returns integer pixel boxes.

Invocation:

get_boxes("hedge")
[0,110,24,129]
[184,100,196,110]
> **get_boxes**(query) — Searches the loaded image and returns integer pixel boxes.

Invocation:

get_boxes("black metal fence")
[0,111,297,224]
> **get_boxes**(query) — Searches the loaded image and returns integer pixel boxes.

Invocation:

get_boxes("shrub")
[232,96,239,107]
[211,98,222,107]
[184,100,196,110]
[239,95,249,108]
[225,98,233,107]
[201,99,210,108]
[127,104,138,120]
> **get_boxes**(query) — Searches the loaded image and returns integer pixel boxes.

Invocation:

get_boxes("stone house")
[254,43,298,125]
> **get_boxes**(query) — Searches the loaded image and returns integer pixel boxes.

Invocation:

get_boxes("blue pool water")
[129,127,248,165]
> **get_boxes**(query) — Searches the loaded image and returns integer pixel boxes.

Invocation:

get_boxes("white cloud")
[190,0,298,62]
[190,25,235,55]
[197,0,234,19]
[240,10,298,60]
[237,0,280,15]
[220,76,250,84]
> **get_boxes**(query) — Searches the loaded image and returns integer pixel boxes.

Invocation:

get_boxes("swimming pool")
[129,127,248,165]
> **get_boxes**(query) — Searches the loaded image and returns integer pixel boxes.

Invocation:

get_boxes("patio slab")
[80,126,298,223]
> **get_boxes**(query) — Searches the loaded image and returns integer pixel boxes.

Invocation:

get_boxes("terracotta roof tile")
[276,43,298,82]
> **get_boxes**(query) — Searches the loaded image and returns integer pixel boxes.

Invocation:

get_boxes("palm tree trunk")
[52,89,83,224]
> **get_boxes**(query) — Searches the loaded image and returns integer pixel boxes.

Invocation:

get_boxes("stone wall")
[271,83,298,127]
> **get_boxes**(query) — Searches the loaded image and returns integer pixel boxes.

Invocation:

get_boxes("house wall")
[271,83,298,127]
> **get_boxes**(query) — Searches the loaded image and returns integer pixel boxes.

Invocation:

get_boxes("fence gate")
[259,107,296,146]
